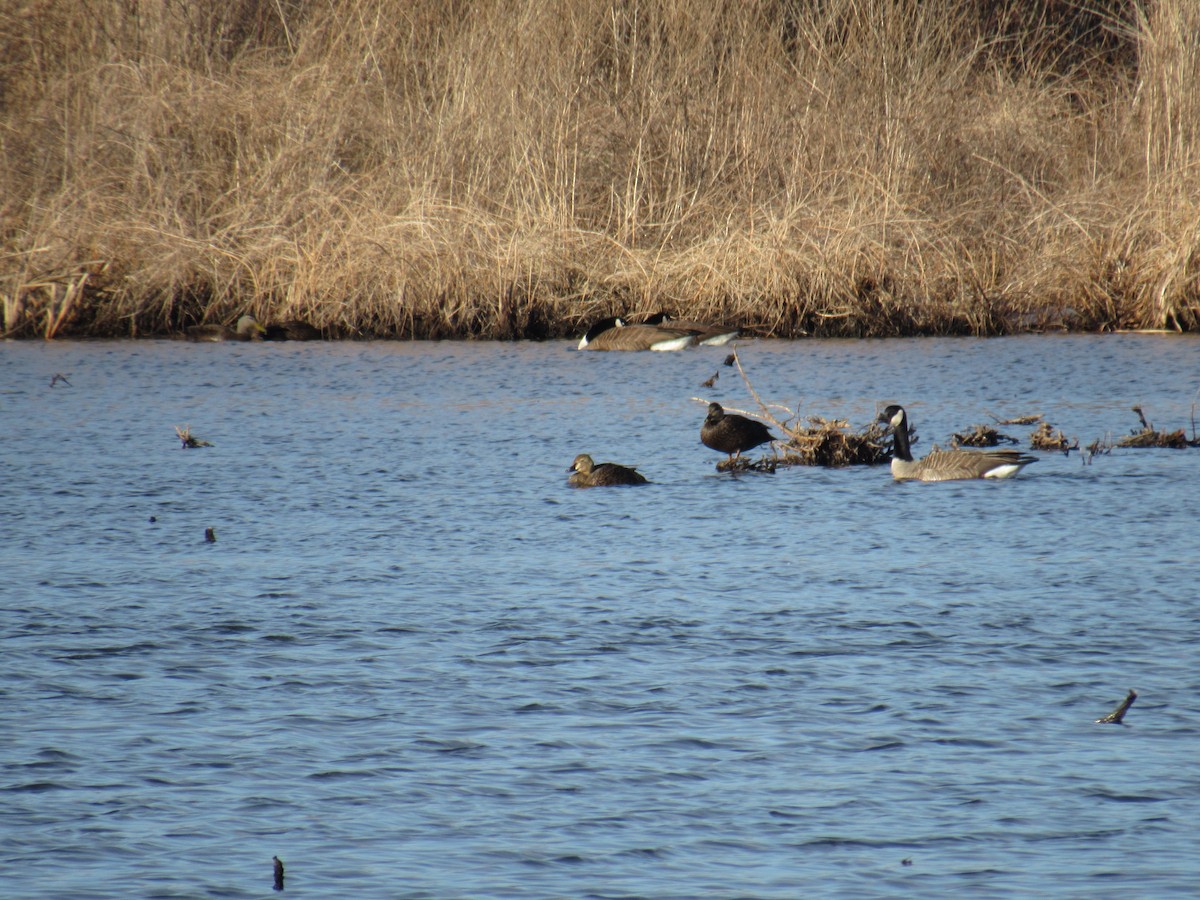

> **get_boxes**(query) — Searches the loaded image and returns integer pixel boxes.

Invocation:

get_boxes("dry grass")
[1029,421,1077,452]
[951,423,1020,447]
[1115,406,1197,448]
[2,0,1200,338]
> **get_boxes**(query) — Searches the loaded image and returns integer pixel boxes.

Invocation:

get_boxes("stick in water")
[1096,689,1137,724]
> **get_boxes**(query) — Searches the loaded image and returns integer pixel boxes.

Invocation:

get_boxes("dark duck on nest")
[701,402,777,462]
[878,404,1038,481]
[567,453,649,487]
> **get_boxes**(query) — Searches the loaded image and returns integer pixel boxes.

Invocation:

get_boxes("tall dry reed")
[1,0,1197,338]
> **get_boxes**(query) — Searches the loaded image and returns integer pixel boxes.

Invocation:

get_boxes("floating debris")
[1083,436,1114,464]
[1096,689,1137,724]
[204,527,217,543]
[987,411,1043,426]
[176,425,213,448]
[1029,421,1077,453]
[951,424,1019,447]
[273,855,285,891]
[1115,406,1195,448]
[779,417,893,467]
[716,455,777,473]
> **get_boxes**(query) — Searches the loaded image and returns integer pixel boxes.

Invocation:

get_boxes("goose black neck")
[891,415,914,462]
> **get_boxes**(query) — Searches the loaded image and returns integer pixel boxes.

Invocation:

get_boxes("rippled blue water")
[2,335,1199,898]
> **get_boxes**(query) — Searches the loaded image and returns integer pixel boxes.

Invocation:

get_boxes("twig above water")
[1096,689,1137,724]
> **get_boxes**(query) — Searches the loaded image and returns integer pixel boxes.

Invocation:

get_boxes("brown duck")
[185,315,266,342]
[567,453,649,487]
[701,402,776,461]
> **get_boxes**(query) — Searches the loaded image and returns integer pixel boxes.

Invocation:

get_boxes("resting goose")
[577,316,698,351]
[701,402,777,461]
[878,405,1038,481]
[643,312,740,346]
[567,454,649,487]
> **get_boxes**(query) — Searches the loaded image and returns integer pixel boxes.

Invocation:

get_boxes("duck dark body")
[568,453,649,487]
[264,320,322,341]
[701,402,776,460]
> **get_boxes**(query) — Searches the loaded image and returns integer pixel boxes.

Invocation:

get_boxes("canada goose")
[878,405,1038,481]
[577,316,698,351]
[643,312,740,346]
[263,319,322,341]
[567,453,649,487]
[185,315,266,342]
[701,402,776,461]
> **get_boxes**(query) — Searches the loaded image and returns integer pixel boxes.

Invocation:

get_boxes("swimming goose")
[643,312,740,346]
[568,453,649,487]
[577,316,698,351]
[701,402,777,461]
[185,315,266,342]
[878,405,1038,481]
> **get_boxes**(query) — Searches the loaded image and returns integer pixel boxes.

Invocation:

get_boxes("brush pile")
[176,425,212,449]
[1030,421,1077,452]
[778,418,893,467]
[1116,407,1196,448]
[951,424,1018,447]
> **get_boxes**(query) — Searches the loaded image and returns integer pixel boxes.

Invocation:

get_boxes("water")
[2,335,1199,898]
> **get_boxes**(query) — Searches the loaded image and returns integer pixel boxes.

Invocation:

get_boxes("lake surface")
[2,334,1199,898]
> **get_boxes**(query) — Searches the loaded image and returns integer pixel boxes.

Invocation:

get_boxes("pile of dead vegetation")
[778,417,893,467]
[1115,406,1198,448]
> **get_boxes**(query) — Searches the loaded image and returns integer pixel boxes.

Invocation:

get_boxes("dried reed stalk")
[2,1,1199,337]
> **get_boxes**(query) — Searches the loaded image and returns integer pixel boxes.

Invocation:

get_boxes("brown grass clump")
[1029,421,1078,453]
[989,412,1043,426]
[951,424,1019,447]
[3,1,1200,338]
[1115,406,1197,448]
[778,417,893,468]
